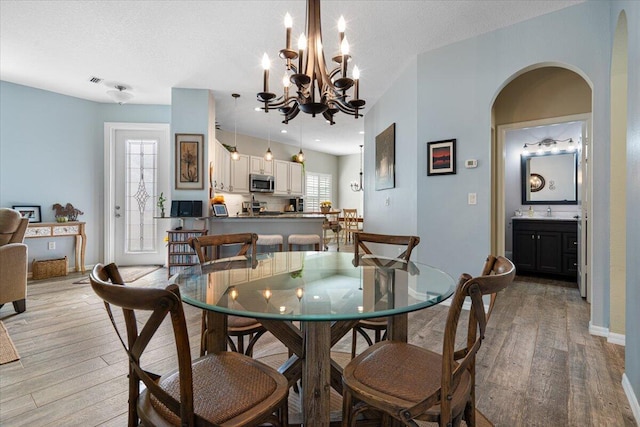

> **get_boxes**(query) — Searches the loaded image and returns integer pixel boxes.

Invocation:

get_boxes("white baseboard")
[608,332,626,346]
[589,322,609,337]
[622,374,640,426]
[588,322,626,346]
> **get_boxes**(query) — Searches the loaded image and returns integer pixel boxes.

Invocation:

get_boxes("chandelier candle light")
[257,0,365,124]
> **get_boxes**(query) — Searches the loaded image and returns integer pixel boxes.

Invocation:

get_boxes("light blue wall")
[615,0,640,414]
[364,1,638,416]
[170,88,212,206]
[363,57,418,260]
[0,81,170,269]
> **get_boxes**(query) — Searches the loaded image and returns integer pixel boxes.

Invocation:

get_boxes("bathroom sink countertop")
[512,214,579,221]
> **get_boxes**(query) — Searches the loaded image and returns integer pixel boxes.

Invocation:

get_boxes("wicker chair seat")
[344,341,471,422]
[257,234,284,246]
[145,352,288,426]
[228,314,262,329]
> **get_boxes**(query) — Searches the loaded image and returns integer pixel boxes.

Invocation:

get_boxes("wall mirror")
[521,151,578,204]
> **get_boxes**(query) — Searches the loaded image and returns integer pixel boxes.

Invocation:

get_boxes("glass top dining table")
[171,251,456,426]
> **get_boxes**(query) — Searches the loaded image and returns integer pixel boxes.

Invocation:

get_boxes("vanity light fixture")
[257,0,365,124]
[522,137,575,155]
[350,144,364,192]
[231,93,241,161]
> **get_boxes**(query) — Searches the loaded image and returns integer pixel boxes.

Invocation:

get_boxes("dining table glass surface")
[172,251,456,321]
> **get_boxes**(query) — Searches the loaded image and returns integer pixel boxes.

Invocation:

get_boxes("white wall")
[338,153,364,214]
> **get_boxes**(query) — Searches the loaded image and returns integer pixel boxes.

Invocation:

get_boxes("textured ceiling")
[0,0,583,155]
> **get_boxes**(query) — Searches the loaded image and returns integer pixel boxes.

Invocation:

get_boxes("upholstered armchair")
[0,208,28,313]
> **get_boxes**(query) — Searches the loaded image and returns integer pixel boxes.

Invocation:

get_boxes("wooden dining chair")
[90,263,289,427]
[342,255,515,427]
[188,233,266,357]
[342,209,359,244]
[351,232,420,358]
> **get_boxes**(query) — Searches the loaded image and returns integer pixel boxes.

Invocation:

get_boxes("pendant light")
[297,125,305,162]
[350,144,364,191]
[264,115,273,161]
[231,93,240,160]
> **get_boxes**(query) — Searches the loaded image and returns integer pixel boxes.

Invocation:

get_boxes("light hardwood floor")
[0,252,635,426]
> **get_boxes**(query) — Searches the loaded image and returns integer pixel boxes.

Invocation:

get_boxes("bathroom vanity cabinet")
[512,219,578,279]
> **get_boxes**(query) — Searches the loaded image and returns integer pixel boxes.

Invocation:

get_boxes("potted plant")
[157,192,167,217]
[320,201,332,213]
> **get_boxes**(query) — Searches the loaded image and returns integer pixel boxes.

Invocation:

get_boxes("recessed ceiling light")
[281,129,287,134]
[254,107,261,111]
[315,139,320,142]
[359,131,365,135]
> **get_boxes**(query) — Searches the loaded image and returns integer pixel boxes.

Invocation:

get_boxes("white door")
[578,120,590,300]
[107,125,170,266]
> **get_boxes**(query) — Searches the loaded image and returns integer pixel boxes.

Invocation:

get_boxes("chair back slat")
[354,232,420,262]
[403,255,515,423]
[188,233,257,263]
[90,263,196,426]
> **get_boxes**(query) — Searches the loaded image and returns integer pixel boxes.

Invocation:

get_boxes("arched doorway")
[491,66,592,297]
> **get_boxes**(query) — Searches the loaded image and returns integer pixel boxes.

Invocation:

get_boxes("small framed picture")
[13,205,42,223]
[175,133,204,190]
[427,139,456,176]
[212,203,229,217]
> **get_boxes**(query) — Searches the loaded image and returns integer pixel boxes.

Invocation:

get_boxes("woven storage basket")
[32,257,68,280]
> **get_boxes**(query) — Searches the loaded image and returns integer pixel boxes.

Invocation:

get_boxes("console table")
[25,222,87,273]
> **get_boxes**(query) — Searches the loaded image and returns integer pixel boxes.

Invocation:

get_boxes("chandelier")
[257,0,365,124]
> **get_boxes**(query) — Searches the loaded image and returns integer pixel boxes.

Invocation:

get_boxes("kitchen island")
[208,214,325,253]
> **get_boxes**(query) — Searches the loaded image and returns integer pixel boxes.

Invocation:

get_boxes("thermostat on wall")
[465,159,478,168]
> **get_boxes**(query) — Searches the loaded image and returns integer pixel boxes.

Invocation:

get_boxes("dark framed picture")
[13,205,42,223]
[427,139,456,176]
[175,133,204,190]
[375,123,395,190]
[212,203,229,217]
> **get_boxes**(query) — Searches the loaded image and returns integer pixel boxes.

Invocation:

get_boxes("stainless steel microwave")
[249,174,275,193]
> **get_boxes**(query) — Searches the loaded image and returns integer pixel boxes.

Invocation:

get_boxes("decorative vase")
[161,210,165,218]
[320,206,330,213]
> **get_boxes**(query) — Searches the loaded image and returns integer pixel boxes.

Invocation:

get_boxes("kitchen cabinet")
[230,153,250,193]
[274,159,304,196]
[512,219,577,279]
[250,155,273,175]
[213,140,230,192]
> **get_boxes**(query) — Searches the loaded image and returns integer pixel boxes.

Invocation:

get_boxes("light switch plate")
[465,159,478,168]
[468,193,477,205]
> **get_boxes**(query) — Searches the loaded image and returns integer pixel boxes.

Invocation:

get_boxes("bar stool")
[288,234,321,251]
[257,234,284,252]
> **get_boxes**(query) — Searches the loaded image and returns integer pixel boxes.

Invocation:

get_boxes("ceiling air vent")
[89,76,103,84]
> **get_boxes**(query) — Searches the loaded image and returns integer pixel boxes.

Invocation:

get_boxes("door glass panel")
[126,139,158,253]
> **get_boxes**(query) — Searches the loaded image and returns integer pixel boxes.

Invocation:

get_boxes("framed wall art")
[375,123,396,190]
[427,139,456,176]
[175,133,204,190]
[13,205,42,223]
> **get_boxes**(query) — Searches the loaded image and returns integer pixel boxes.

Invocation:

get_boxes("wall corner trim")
[622,374,640,426]
[588,321,609,337]
[608,332,626,346]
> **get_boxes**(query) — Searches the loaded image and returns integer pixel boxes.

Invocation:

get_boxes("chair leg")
[200,311,207,356]
[13,299,26,313]
[278,243,283,251]
[314,243,320,251]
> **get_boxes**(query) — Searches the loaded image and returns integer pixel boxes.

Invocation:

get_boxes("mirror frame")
[521,151,578,205]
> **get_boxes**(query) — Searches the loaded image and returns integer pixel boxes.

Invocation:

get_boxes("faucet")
[547,206,552,217]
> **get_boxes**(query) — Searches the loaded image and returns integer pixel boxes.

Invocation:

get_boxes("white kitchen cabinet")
[250,155,273,175]
[230,153,250,193]
[213,140,230,192]
[274,159,304,196]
